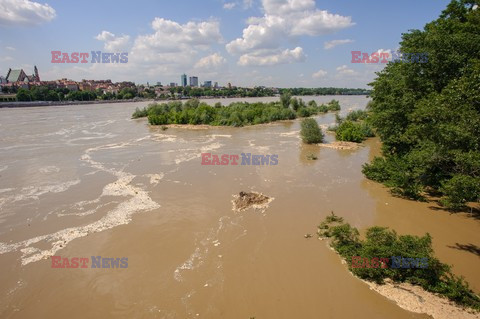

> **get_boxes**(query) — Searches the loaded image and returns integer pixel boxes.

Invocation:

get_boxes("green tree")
[300,118,324,144]
[363,0,480,209]
[280,91,292,108]
[16,88,31,101]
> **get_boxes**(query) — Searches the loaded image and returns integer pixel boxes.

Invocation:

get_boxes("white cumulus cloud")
[0,0,56,26]
[134,18,222,53]
[195,53,227,70]
[238,47,305,66]
[312,69,327,78]
[95,31,131,52]
[226,0,354,66]
[336,64,356,75]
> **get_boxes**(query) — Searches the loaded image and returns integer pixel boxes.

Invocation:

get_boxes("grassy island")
[132,96,340,127]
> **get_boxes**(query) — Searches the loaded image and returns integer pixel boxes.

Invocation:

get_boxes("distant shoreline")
[0,94,370,108]
[0,98,152,108]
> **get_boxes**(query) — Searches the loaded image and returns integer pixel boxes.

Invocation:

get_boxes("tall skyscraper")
[181,74,187,87]
[204,81,212,88]
[189,76,198,87]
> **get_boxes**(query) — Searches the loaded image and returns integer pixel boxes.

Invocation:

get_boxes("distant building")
[204,81,212,88]
[189,76,198,87]
[170,82,177,87]
[0,76,5,84]
[214,82,219,88]
[181,74,187,87]
[227,82,232,89]
[156,82,162,86]
[5,66,40,83]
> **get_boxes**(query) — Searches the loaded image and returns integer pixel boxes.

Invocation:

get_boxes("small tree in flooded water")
[300,118,324,144]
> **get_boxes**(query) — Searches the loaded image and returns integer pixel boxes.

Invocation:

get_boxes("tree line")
[362,0,480,210]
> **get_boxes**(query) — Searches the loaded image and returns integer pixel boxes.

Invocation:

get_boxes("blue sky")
[0,0,451,88]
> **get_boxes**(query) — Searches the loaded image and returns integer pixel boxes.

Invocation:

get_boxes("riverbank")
[0,98,152,108]
[318,213,480,318]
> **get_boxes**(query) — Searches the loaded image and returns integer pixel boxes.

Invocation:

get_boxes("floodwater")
[0,96,478,319]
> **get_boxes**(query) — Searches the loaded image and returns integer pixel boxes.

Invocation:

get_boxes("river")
[0,96,478,318]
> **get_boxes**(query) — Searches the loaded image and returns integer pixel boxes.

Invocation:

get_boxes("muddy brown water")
[0,96,478,318]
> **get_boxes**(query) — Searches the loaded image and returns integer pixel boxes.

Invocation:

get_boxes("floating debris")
[232,191,273,212]
[319,141,361,150]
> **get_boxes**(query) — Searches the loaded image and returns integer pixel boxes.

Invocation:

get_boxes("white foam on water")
[146,173,164,185]
[174,142,223,165]
[279,130,300,137]
[0,188,14,194]
[0,138,160,266]
[153,134,181,143]
[67,133,116,144]
[11,179,81,203]
[246,139,271,152]
[174,247,205,282]
[88,119,116,130]
[39,166,60,174]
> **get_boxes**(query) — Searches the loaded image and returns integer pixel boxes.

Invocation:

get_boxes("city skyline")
[0,0,450,88]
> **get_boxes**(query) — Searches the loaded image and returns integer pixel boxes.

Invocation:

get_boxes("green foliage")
[133,98,340,127]
[326,99,341,111]
[16,88,31,101]
[345,109,369,122]
[336,121,368,143]
[280,87,370,95]
[334,109,375,143]
[280,91,291,108]
[290,97,300,111]
[318,213,480,310]
[364,0,480,209]
[300,118,324,144]
[440,174,480,210]
[132,107,148,119]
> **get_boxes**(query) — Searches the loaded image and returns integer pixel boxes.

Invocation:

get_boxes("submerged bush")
[300,118,324,144]
[318,213,480,311]
[326,99,341,111]
[333,107,375,143]
[335,121,367,143]
[132,107,148,119]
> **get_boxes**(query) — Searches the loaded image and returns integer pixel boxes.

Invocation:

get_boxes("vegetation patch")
[362,0,480,210]
[132,96,341,127]
[318,212,480,311]
[332,109,375,143]
[300,118,324,144]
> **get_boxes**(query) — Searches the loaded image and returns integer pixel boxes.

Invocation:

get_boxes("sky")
[0,0,451,88]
